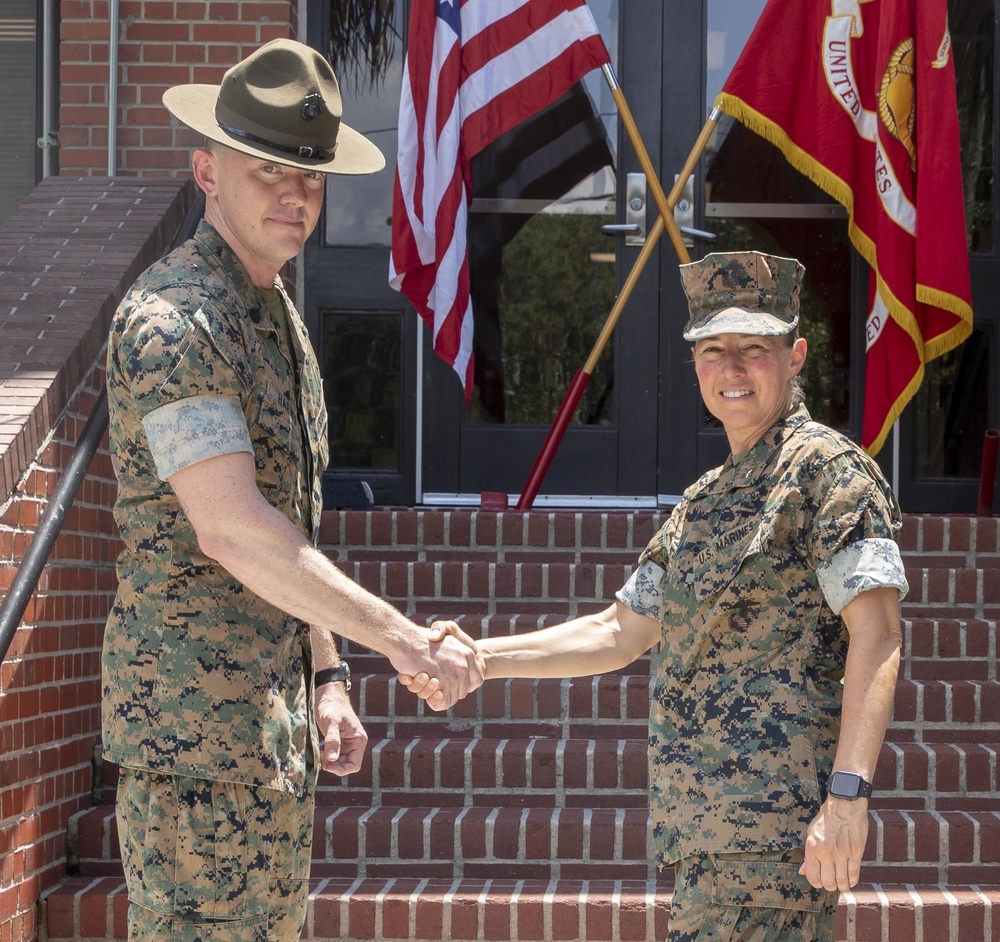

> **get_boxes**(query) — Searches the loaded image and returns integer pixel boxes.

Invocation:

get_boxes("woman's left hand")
[799,796,870,891]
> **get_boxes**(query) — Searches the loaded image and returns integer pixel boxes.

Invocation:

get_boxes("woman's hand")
[398,620,482,700]
[799,795,870,891]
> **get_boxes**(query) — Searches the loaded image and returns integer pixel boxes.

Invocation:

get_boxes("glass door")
[658,0,858,496]
[305,1,417,506]
[420,0,664,504]
[308,0,669,505]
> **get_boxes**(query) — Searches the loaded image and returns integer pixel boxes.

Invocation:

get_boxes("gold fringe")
[865,363,926,457]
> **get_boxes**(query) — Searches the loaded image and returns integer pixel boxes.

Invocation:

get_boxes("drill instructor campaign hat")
[679,251,805,341]
[162,38,385,175]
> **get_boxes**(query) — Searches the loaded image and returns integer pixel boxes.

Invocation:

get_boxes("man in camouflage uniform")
[414,252,908,940]
[104,39,483,942]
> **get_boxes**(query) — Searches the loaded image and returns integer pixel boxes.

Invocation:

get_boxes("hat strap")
[216,121,335,162]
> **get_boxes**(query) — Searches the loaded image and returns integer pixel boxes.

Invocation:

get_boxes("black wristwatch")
[827,770,873,801]
[314,662,351,691]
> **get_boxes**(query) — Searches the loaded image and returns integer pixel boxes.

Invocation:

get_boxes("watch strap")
[315,662,351,690]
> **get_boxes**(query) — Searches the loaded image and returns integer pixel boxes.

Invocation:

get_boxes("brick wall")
[58,0,298,177]
[0,177,193,942]
[0,373,115,942]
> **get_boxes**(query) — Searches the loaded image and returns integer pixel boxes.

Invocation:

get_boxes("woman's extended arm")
[399,601,661,696]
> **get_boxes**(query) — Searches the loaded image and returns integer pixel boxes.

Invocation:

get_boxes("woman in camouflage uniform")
[410,251,908,941]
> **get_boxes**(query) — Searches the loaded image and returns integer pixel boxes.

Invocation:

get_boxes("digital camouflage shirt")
[103,220,329,795]
[618,406,907,865]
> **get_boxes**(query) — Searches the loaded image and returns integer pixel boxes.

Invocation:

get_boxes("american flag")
[389,0,611,400]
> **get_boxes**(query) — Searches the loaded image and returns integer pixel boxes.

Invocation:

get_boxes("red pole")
[976,428,1000,516]
[516,370,592,510]
[513,110,721,510]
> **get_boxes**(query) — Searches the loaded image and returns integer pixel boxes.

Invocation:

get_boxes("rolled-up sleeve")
[142,394,253,480]
[816,538,909,615]
[616,559,666,619]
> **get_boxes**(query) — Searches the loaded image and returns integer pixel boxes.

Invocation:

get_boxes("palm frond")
[328,0,398,90]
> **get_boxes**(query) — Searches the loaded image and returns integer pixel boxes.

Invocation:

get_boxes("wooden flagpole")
[516,99,720,510]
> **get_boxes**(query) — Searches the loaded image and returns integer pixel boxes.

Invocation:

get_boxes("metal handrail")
[0,189,205,664]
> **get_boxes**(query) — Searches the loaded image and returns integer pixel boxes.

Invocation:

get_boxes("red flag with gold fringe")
[716,0,972,455]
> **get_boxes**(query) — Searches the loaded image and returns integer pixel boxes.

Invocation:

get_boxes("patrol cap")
[679,251,805,341]
[163,38,384,175]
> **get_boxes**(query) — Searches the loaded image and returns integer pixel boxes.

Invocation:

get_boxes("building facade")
[3,0,996,513]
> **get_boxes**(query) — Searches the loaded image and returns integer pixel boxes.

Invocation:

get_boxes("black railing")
[0,189,205,663]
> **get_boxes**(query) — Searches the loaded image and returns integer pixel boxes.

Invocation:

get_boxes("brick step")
[333,559,634,618]
[902,618,997,681]
[874,742,1000,807]
[331,546,642,566]
[337,615,652,676]
[313,807,656,881]
[319,509,1000,559]
[329,556,1000,620]
[901,568,1000,620]
[318,737,646,807]
[41,875,1000,942]
[343,673,652,739]
[318,509,668,558]
[315,673,999,742]
[889,679,1000,741]
[70,805,1000,886]
[313,739,998,811]
[318,808,1000,886]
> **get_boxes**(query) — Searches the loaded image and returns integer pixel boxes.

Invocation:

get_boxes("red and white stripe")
[389,0,609,400]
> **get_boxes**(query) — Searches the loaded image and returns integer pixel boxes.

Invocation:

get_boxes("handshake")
[396,620,485,711]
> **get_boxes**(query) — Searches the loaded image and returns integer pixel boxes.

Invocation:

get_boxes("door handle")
[679,226,718,243]
[601,173,648,246]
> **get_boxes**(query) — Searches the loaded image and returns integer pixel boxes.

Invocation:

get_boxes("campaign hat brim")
[163,83,385,175]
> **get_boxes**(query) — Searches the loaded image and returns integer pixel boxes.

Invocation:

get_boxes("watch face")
[829,771,858,797]
[829,771,865,798]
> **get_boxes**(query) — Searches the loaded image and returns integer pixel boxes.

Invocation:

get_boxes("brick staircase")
[43,511,1000,941]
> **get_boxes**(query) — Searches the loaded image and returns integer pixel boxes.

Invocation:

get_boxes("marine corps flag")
[716,0,973,455]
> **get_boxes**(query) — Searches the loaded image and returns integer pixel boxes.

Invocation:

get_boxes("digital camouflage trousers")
[116,768,315,942]
[667,850,839,942]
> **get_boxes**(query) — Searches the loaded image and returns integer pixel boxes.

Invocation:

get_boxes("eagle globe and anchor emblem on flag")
[875,20,952,171]
[814,0,968,453]
[821,0,951,244]
[821,0,954,360]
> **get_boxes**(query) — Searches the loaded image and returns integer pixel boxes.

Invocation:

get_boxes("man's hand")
[799,796,870,891]
[396,620,482,709]
[314,682,368,775]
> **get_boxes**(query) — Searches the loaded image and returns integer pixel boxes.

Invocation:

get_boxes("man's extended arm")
[168,450,484,710]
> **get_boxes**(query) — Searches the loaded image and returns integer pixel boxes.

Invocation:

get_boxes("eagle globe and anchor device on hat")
[679,251,806,341]
[162,38,385,175]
